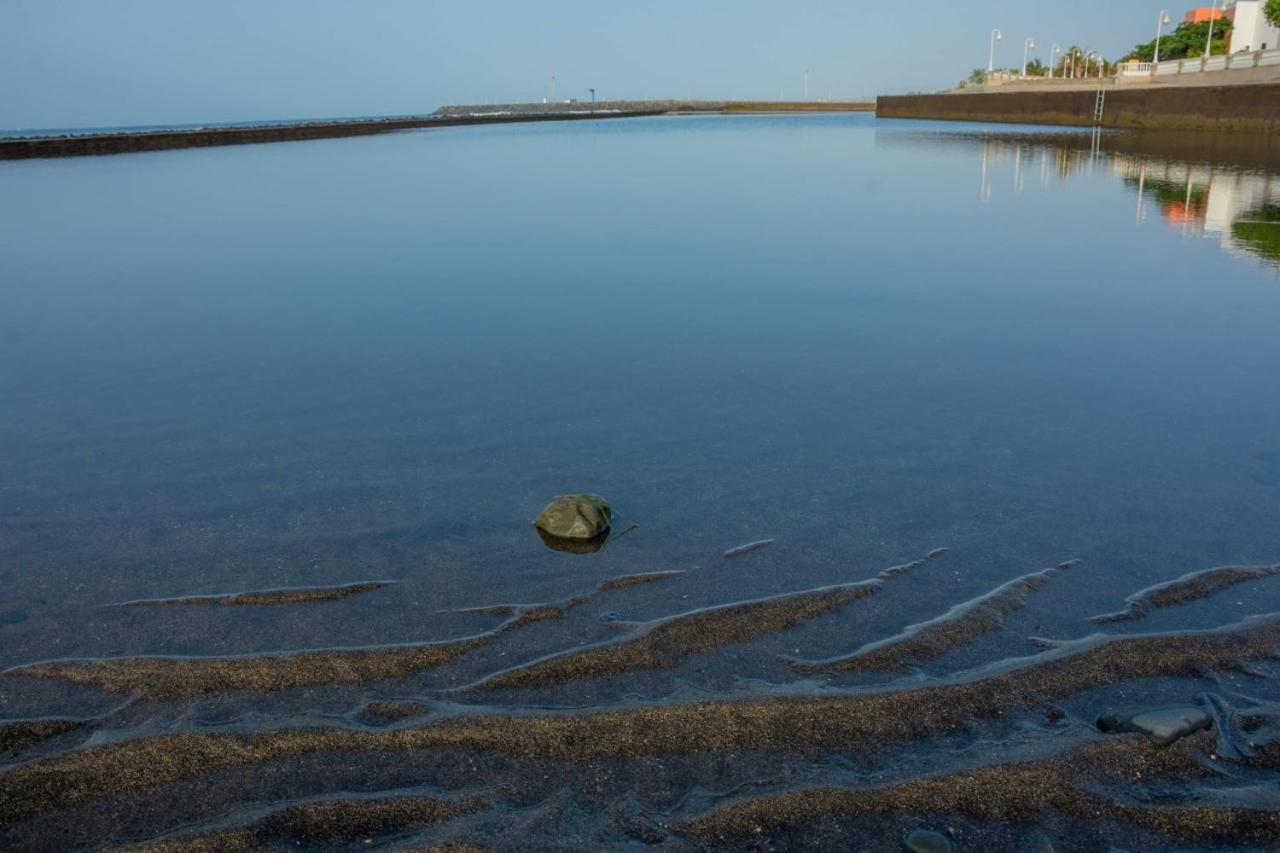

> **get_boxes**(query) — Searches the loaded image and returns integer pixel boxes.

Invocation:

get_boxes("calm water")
[2,114,1280,851]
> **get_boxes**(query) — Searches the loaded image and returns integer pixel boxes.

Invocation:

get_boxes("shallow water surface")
[2,114,1280,851]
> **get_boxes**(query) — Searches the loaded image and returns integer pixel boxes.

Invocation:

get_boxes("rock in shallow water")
[534,495,612,541]
[903,827,953,852]
[1096,705,1212,745]
[536,527,609,554]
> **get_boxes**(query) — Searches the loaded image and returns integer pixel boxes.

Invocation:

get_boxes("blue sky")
[3,0,1161,129]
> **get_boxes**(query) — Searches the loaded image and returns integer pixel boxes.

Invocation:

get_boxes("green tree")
[1123,19,1233,62]
[967,68,988,85]
[1266,0,1280,28]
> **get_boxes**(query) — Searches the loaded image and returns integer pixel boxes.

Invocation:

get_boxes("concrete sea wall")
[877,83,1280,133]
[0,110,662,161]
[437,100,874,116]
[2,102,877,160]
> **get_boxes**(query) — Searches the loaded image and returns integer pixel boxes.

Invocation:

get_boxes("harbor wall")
[876,84,1280,133]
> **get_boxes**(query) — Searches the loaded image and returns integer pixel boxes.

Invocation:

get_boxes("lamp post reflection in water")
[1185,175,1195,237]
[980,143,992,202]
[1137,163,1148,224]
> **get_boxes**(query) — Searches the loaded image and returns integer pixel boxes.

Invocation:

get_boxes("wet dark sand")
[596,570,685,591]
[115,581,393,608]
[5,633,493,700]
[1091,564,1280,624]
[0,718,85,755]
[466,558,932,691]
[6,586,623,700]
[128,794,487,850]
[358,700,433,724]
[789,562,1075,672]
[4,613,1277,826]
[685,732,1280,843]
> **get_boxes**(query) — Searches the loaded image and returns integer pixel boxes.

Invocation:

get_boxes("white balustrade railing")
[1137,48,1280,78]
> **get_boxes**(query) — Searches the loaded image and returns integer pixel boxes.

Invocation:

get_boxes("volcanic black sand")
[3,552,1280,849]
[114,581,393,608]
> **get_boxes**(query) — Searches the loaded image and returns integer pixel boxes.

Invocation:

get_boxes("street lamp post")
[1022,37,1036,76]
[1204,0,1222,58]
[1085,51,1096,78]
[1154,10,1172,63]
[988,29,1003,74]
[1049,44,1061,78]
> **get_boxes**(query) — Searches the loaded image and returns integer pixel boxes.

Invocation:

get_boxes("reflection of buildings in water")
[1113,153,1280,263]
[971,136,1280,269]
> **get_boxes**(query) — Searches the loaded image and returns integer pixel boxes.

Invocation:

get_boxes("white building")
[1227,0,1280,52]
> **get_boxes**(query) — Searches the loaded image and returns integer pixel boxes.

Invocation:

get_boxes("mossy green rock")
[534,496,612,540]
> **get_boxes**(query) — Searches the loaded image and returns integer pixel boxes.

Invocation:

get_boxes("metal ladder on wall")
[1093,89,1106,124]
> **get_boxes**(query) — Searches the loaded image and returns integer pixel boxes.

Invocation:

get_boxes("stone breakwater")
[435,100,875,117]
[0,101,874,161]
[0,110,662,161]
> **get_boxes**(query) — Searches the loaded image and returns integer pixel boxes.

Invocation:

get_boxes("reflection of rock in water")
[788,562,1076,673]
[536,526,609,554]
[465,556,933,691]
[1090,564,1280,624]
[114,581,394,608]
